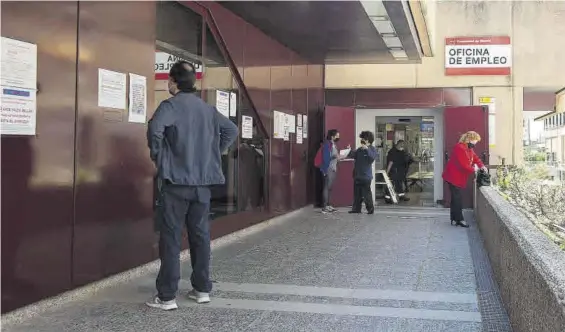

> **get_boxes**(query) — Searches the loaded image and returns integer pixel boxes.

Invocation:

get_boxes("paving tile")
[4,208,511,332]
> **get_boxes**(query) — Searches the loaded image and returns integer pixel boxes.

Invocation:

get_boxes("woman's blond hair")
[459,131,481,143]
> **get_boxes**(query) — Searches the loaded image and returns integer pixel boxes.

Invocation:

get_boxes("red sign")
[445,36,511,76]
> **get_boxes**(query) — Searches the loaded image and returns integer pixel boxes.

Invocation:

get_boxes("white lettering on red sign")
[445,36,511,76]
[155,52,202,80]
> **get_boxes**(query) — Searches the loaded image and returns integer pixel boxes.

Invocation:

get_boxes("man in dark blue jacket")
[348,131,378,214]
[146,61,238,311]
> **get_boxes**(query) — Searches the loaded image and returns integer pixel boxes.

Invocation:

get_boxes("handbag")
[476,169,491,187]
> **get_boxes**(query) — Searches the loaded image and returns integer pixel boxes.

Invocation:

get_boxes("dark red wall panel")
[1,2,78,313]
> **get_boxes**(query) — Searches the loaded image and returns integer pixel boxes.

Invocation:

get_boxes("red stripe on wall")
[445,36,511,46]
[155,72,203,80]
[445,67,511,76]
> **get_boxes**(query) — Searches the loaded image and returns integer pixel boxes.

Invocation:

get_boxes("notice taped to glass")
[242,115,253,139]
[128,73,147,123]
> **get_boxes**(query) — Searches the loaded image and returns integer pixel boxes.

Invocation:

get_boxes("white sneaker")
[328,206,338,212]
[146,296,178,311]
[188,289,210,304]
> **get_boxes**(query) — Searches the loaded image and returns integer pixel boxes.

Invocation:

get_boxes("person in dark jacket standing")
[146,61,238,310]
[348,131,377,214]
[385,140,412,203]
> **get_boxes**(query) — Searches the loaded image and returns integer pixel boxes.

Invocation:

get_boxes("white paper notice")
[229,92,237,117]
[216,90,230,118]
[297,113,303,127]
[288,114,296,133]
[1,37,37,90]
[128,73,147,123]
[98,69,126,109]
[339,148,351,158]
[296,126,303,144]
[283,112,290,141]
[302,115,308,138]
[1,87,37,135]
[242,115,253,139]
[273,111,282,139]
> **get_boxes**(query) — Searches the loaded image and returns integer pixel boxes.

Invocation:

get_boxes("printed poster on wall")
[302,115,308,138]
[216,90,230,118]
[297,113,303,127]
[1,37,38,135]
[273,110,283,139]
[283,112,290,141]
[128,73,147,123]
[1,88,37,135]
[242,115,253,139]
[229,92,237,117]
[288,114,296,133]
[296,126,303,144]
[98,69,127,109]
[479,97,496,147]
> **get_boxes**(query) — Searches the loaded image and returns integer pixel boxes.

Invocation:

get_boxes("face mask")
[334,137,340,142]
[467,142,476,149]
[397,146,404,151]
[360,139,366,145]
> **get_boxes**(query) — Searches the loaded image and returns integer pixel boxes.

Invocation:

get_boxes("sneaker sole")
[188,295,210,304]
[145,302,178,311]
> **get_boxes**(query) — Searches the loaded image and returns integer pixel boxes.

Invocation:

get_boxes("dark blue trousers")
[156,184,212,301]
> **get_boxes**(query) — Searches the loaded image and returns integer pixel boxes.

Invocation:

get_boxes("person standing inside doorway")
[385,140,412,203]
[146,61,238,310]
[319,129,349,213]
[348,131,377,214]
[442,131,487,228]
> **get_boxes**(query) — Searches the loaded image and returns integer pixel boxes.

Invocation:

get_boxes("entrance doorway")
[374,116,436,207]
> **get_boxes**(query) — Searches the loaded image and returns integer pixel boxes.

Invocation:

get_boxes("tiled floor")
[3,207,511,332]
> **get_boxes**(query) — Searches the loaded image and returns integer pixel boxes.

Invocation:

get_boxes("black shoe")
[452,220,469,228]
[367,210,374,215]
[348,210,361,214]
[400,196,410,202]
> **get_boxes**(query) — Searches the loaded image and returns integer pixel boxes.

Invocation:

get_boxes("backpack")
[314,144,324,168]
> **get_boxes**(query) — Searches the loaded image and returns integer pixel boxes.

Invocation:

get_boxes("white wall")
[355,108,444,203]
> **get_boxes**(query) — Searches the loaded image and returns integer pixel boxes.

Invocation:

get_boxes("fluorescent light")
[372,20,395,34]
[383,36,402,48]
[390,49,408,59]
[360,0,388,17]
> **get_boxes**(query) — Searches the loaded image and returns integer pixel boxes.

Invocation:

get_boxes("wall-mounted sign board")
[445,36,511,76]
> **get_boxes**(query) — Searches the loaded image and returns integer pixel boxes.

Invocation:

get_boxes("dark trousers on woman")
[448,182,464,222]
[352,179,374,213]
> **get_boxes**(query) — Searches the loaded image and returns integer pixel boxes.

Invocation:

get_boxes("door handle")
[481,151,489,164]
[445,151,449,161]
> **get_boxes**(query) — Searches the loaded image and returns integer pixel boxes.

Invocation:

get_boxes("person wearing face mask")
[146,61,238,310]
[385,140,411,203]
[319,129,349,213]
[348,131,378,214]
[442,131,487,228]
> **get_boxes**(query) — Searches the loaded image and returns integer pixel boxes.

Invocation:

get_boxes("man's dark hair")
[360,131,375,144]
[326,129,338,140]
[169,60,197,93]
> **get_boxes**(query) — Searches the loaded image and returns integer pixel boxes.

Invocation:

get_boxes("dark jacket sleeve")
[147,100,175,164]
[215,108,239,153]
[366,146,377,162]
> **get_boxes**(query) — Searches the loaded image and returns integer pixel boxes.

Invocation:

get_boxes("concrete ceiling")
[218,0,422,64]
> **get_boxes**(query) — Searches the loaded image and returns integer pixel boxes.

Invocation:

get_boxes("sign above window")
[155,51,203,81]
[445,36,511,76]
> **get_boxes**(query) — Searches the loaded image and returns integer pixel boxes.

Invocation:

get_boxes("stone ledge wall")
[476,187,565,332]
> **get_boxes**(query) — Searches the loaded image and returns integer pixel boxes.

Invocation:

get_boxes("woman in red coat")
[442,131,487,228]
